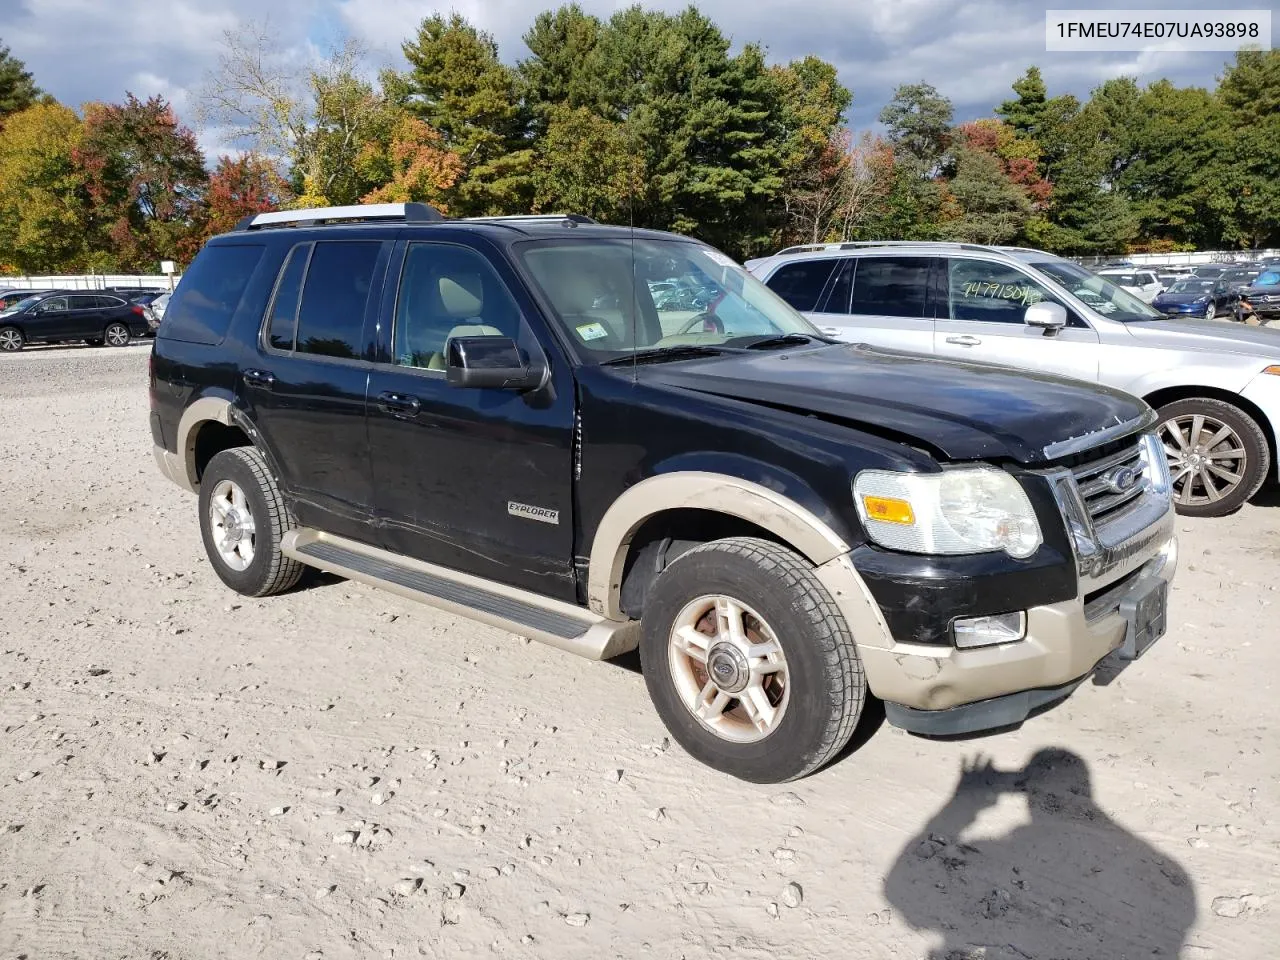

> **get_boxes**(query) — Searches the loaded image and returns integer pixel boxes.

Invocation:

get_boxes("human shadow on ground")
[884,749,1195,960]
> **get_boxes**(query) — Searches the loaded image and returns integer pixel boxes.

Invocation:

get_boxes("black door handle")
[243,368,276,388]
[377,391,421,416]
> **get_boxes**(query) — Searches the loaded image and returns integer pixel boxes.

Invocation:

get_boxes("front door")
[365,238,577,600]
[808,256,939,357]
[30,295,75,339]
[934,257,1100,382]
[238,238,388,542]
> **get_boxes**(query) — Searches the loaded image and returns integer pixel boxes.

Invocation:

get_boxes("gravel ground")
[1,344,1278,959]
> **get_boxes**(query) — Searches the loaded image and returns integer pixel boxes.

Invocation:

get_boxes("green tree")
[0,102,90,273]
[878,82,953,174]
[0,42,40,123]
[1213,49,1280,248]
[76,94,208,270]
[995,66,1048,140]
[357,114,465,208]
[520,4,605,134]
[943,145,1031,244]
[532,106,639,221]
[394,13,531,215]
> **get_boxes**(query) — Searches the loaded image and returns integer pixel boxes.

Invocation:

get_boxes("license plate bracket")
[1118,578,1168,660]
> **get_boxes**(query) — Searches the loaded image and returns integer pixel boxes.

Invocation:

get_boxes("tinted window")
[848,257,930,318]
[763,259,837,311]
[394,243,522,370]
[162,244,265,345]
[97,296,126,308]
[948,259,1066,324]
[265,243,309,351]
[820,260,852,313]
[36,296,68,313]
[68,295,98,310]
[294,241,381,359]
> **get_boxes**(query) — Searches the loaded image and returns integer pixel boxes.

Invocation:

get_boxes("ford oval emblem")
[1104,465,1140,494]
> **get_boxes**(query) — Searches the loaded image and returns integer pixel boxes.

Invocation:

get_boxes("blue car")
[1150,277,1236,320]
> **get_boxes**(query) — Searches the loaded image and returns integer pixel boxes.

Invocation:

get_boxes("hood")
[1123,317,1280,359]
[636,343,1148,465]
[1242,284,1280,300]
[1153,290,1211,306]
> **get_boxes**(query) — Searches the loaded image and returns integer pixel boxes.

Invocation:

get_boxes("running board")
[280,529,639,660]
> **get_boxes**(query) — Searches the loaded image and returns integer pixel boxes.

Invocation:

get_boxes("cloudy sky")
[1,0,1257,157]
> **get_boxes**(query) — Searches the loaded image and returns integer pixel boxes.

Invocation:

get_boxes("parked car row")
[0,288,162,351]
[747,240,1280,518]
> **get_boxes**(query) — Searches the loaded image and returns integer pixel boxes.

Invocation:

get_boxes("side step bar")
[280,529,639,661]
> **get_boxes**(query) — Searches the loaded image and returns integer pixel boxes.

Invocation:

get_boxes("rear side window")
[265,244,310,351]
[764,259,837,311]
[848,257,930,318]
[293,241,381,359]
[162,244,265,345]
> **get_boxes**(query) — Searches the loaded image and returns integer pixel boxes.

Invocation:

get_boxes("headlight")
[853,467,1042,558]
[1138,431,1172,496]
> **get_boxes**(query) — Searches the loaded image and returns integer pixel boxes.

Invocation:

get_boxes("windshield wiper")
[735,333,832,350]
[600,345,724,366]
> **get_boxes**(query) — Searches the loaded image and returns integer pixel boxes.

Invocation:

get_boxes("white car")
[1097,268,1163,303]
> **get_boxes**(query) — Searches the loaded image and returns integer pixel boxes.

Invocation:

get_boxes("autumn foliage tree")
[76,94,207,271]
[202,153,293,238]
[357,115,464,207]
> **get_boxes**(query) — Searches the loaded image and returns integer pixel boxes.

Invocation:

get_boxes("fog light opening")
[953,612,1027,649]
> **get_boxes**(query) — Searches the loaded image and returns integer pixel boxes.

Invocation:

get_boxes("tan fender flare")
[588,472,849,618]
[167,396,235,493]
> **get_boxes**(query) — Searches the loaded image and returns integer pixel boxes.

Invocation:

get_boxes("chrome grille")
[1071,440,1149,527]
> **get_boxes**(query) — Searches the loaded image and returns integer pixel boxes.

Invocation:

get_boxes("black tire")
[639,536,865,782]
[0,326,23,352]
[1204,302,1216,321]
[198,447,304,597]
[1156,397,1270,518]
[104,322,131,346]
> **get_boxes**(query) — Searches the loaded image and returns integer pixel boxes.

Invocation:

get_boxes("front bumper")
[861,535,1176,728]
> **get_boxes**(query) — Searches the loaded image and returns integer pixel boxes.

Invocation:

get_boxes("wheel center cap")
[223,512,243,542]
[707,643,749,695]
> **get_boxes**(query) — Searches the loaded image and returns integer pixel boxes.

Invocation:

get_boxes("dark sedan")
[0,291,152,351]
[1237,269,1280,322]
[1150,277,1237,319]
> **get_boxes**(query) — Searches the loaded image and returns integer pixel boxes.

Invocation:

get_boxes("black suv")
[150,204,1178,782]
[0,290,152,350]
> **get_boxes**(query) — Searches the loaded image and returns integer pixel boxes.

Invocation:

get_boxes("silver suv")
[746,242,1280,517]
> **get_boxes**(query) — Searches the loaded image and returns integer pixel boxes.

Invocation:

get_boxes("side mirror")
[445,336,544,391]
[1025,301,1067,334]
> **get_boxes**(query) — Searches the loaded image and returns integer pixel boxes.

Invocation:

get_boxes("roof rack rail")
[775,240,997,256]
[234,202,445,231]
[460,213,598,226]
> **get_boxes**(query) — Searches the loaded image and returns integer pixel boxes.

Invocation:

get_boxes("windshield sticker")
[961,281,1044,307]
[576,322,609,342]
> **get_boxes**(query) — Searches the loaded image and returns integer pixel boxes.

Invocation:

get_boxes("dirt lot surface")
[2,345,1278,960]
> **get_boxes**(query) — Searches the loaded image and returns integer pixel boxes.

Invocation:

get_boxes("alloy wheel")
[667,594,790,743]
[105,323,130,346]
[207,479,257,571]
[1161,414,1248,507]
[0,328,22,351]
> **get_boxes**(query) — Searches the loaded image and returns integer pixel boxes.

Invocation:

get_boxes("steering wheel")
[676,312,724,335]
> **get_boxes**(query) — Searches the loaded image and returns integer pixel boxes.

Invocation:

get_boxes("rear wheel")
[640,537,865,782]
[0,326,23,351]
[198,447,304,597]
[104,322,131,346]
[1157,398,1269,517]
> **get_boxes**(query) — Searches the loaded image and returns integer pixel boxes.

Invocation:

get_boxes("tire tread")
[206,447,304,597]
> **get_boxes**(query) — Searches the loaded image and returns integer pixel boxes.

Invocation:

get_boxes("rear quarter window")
[160,244,265,345]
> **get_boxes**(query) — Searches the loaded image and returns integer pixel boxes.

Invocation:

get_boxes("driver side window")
[393,243,522,372]
[948,259,1075,326]
[37,297,68,313]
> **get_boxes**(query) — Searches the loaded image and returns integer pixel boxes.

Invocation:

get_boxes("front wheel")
[1157,398,1270,517]
[640,537,865,782]
[1204,302,1216,321]
[104,322,131,346]
[0,326,23,351]
[198,447,304,597]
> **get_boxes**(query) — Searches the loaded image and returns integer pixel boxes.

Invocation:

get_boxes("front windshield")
[1254,270,1280,289]
[0,295,41,316]
[1167,279,1214,295]
[517,237,822,362]
[1031,260,1163,322]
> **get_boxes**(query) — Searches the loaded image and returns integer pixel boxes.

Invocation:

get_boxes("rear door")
[239,237,389,543]
[815,255,938,356]
[62,295,105,338]
[934,256,1100,381]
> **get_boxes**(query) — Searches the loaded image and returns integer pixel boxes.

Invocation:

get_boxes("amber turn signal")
[861,495,915,525]
[1263,365,1280,376]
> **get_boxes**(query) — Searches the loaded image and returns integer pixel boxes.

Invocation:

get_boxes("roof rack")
[460,214,598,226]
[774,240,1001,256]
[234,202,445,231]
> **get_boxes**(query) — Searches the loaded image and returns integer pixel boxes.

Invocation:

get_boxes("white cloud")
[8,0,1237,143]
